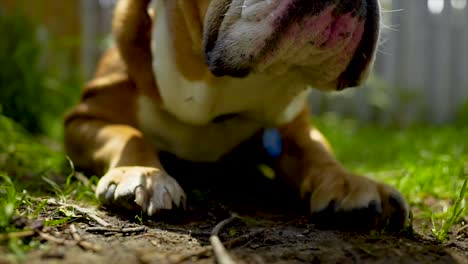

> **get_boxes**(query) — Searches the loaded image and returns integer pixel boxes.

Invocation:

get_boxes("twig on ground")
[70,224,102,252]
[172,229,263,264]
[0,223,100,252]
[38,227,101,252]
[69,224,81,241]
[39,231,70,245]
[133,233,161,239]
[209,214,239,264]
[455,224,468,236]
[0,230,35,241]
[46,198,111,227]
[85,226,146,234]
[224,230,263,249]
[78,240,102,252]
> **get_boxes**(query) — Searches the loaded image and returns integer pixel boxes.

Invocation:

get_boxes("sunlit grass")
[0,116,97,259]
[0,173,22,233]
[432,176,467,241]
[0,115,64,181]
[0,111,467,260]
[314,113,467,239]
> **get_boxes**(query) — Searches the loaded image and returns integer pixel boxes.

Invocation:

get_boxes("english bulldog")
[65,0,409,229]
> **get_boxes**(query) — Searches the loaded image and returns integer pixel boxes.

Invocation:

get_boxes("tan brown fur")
[65,0,408,227]
[65,48,157,175]
[276,109,403,222]
[112,0,160,101]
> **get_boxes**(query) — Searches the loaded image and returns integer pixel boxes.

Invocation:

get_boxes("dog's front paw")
[96,166,186,216]
[301,168,409,230]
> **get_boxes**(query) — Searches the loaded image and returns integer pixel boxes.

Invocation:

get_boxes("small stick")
[39,232,71,245]
[75,234,102,253]
[86,226,146,234]
[46,199,111,227]
[39,229,101,252]
[455,224,468,236]
[209,214,239,264]
[172,230,263,264]
[70,224,101,251]
[78,240,102,252]
[224,230,263,249]
[69,224,81,241]
[0,230,35,241]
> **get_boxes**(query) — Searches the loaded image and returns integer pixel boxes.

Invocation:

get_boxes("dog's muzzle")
[203,0,380,90]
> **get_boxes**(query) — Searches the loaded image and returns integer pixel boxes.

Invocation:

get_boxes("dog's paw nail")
[147,201,156,216]
[134,186,146,207]
[163,191,173,209]
[105,184,117,201]
[96,167,186,216]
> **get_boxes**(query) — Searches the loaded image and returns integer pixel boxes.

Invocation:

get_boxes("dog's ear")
[112,0,160,101]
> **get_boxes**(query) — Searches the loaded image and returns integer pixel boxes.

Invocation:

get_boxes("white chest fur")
[138,1,310,162]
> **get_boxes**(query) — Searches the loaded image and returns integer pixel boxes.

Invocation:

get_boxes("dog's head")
[201,0,380,90]
[114,0,379,92]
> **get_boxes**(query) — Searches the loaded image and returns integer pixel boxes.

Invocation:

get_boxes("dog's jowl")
[65,0,409,229]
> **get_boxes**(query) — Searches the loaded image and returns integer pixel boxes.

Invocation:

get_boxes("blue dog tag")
[262,128,283,159]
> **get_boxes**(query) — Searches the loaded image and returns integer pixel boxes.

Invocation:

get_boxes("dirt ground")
[7,215,466,264]
[6,204,467,264]
[1,162,467,264]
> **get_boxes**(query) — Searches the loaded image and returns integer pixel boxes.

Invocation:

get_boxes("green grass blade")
[433,171,467,241]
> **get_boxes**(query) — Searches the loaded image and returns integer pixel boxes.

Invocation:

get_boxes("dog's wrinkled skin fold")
[65,0,409,229]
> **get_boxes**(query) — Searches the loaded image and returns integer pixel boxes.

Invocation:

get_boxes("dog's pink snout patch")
[322,13,365,49]
[280,6,365,53]
[294,7,364,49]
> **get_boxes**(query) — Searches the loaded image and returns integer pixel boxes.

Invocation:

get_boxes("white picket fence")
[310,0,468,124]
[81,0,468,124]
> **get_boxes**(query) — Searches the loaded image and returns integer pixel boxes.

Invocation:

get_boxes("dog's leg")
[276,109,408,229]
[65,119,186,215]
[112,0,160,101]
[64,68,185,216]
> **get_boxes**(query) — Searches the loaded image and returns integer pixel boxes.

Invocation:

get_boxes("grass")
[432,175,467,241]
[0,116,97,260]
[0,112,467,260]
[0,173,22,233]
[314,113,467,238]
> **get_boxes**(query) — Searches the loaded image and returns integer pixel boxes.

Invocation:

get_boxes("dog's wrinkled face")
[202,0,380,90]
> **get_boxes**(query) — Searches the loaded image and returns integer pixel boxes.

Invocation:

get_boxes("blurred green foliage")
[0,115,66,181]
[0,11,44,133]
[0,9,81,138]
[0,9,80,191]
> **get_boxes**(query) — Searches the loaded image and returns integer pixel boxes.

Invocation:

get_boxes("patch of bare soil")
[6,205,467,264]
[2,164,467,264]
